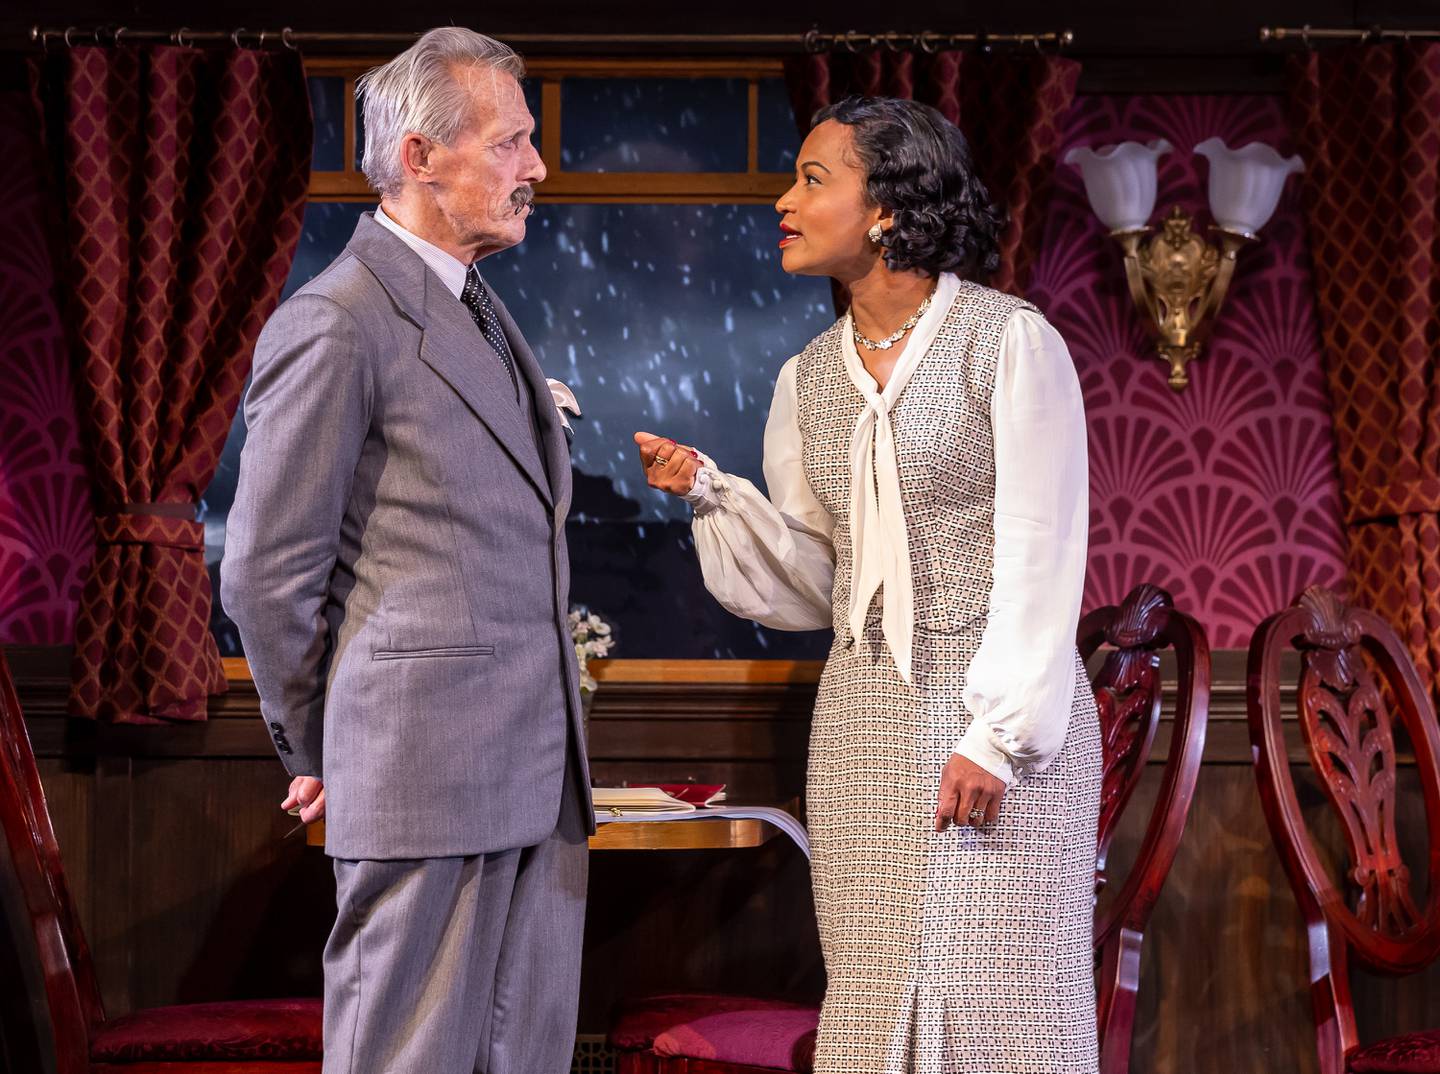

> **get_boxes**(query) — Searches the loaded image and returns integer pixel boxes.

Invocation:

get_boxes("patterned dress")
[793,283,1102,1073]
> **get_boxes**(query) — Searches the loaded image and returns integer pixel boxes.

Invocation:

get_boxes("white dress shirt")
[375,204,469,297]
[683,277,1089,786]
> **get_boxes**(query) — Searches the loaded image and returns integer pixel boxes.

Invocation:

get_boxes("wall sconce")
[1064,137,1304,391]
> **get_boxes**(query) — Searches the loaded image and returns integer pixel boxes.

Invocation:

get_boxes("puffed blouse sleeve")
[952,309,1090,787]
[683,356,836,630]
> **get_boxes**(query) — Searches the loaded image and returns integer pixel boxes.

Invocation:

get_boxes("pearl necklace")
[851,286,937,351]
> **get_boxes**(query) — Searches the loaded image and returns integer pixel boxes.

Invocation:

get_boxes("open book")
[591,783,727,815]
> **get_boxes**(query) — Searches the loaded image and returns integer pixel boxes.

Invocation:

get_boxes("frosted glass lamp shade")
[1063,139,1172,232]
[1193,137,1304,238]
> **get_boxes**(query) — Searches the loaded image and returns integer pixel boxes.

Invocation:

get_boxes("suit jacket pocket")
[371,644,496,661]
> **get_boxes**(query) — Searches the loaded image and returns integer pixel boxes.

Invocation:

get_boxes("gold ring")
[968,809,986,823]
[651,454,670,468]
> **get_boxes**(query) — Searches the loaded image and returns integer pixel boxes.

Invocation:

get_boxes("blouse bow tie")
[843,316,933,684]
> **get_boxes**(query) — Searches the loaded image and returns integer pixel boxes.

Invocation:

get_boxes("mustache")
[510,185,535,216]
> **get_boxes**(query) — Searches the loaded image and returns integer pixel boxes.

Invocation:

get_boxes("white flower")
[569,604,614,693]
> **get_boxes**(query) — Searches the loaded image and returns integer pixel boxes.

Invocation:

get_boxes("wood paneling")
[7,644,1440,1073]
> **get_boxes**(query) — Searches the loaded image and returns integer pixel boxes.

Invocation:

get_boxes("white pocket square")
[546,379,581,432]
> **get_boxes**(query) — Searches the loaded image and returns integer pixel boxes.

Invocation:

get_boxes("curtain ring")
[113,26,129,45]
[882,32,905,53]
[841,31,868,54]
[231,27,246,48]
[918,30,942,54]
[280,27,298,50]
[802,29,825,53]
[1300,24,1312,49]
[63,26,79,48]
[173,27,192,47]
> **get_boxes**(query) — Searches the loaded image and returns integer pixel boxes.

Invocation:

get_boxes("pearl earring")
[867,223,884,244]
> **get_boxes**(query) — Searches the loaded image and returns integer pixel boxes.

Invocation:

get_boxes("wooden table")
[305,798,806,853]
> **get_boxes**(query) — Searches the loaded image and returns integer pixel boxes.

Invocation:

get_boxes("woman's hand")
[935,753,1006,831]
[634,431,702,496]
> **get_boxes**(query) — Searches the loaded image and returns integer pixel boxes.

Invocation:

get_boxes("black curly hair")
[812,96,1005,281]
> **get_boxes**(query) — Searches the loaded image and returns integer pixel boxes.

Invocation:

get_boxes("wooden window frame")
[303,56,795,203]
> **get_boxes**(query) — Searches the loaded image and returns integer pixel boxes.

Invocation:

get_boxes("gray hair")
[357,27,526,198]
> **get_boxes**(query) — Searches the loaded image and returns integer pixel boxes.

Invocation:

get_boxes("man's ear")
[400,133,436,185]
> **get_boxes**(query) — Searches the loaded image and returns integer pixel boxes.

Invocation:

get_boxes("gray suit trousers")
[322,771,589,1073]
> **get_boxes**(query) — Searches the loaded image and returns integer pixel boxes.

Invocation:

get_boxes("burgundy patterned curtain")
[785,48,1080,296]
[1287,42,1440,700]
[30,46,311,723]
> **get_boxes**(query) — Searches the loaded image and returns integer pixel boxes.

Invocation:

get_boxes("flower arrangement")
[569,607,615,693]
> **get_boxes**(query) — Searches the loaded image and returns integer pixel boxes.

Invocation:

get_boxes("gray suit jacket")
[221,213,594,860]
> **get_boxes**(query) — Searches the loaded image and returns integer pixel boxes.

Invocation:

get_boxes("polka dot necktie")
[460,267,519,399]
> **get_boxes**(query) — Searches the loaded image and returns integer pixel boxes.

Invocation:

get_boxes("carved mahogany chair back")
[1248,586,1440,1074]
[1078,583,1211,1074]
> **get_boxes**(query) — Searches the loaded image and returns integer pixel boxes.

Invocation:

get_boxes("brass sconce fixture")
[1064,138,1304,391]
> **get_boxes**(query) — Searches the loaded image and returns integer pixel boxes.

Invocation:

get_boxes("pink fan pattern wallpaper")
[0,92,1348,651]
[0,93,93,645]
[1033,95,1347,647]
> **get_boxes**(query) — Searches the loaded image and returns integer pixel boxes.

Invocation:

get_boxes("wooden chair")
[1248,586,1440,1074]
[610,582,1210,1074]
[0,647,322,1073]
[1079,582,1210,1074]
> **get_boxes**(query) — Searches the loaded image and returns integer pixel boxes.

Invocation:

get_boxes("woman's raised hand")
[634,431,702,496]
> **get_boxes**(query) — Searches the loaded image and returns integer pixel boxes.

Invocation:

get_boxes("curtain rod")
[28,26,1075,54]
[1260,25,1440,44]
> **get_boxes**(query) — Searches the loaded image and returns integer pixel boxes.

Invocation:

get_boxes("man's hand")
[634,431,702,496]
[282,776,326,823]
[935,753,1006,831]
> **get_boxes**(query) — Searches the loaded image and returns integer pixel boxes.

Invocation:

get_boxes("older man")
[221,27,591,1074]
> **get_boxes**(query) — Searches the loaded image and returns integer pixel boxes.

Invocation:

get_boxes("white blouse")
[683,278,1089,786]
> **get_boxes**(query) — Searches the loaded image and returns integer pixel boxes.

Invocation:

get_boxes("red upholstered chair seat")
[90,999,323,1063]
[0,646,323,1073]
[612,993,818,1072]
[1349,1032,1440,1073]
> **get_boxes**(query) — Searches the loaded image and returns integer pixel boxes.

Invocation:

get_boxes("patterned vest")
[794,281,1037,644]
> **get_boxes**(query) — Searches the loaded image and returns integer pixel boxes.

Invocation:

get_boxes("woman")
[634,97,1099,1074]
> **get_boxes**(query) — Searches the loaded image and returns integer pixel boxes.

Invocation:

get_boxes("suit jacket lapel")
[345,214,552,507]
[484,281,573,517]
[418,294,553,506]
